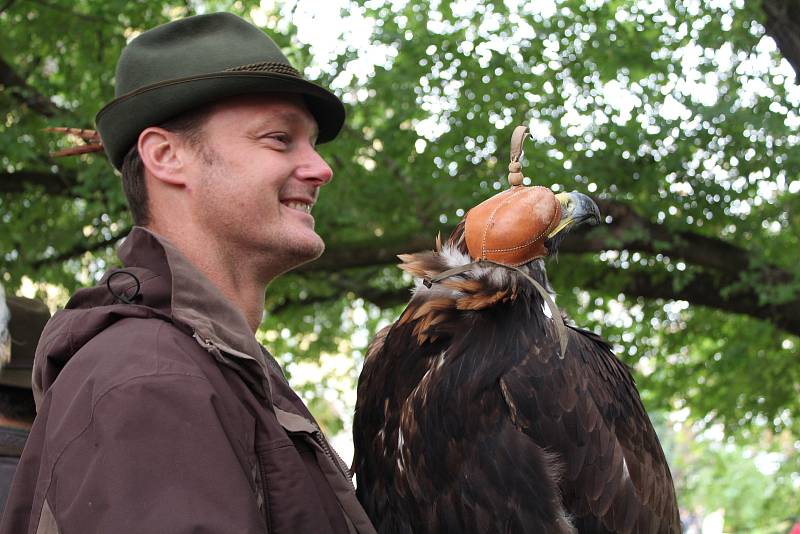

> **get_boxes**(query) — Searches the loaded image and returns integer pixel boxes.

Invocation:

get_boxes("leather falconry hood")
[427,125,570,358]
[464,125,561,266]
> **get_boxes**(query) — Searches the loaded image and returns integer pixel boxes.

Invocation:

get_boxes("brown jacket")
[0,228,376,534]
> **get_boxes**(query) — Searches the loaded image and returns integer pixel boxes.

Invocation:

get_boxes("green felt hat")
[96,12,345,170]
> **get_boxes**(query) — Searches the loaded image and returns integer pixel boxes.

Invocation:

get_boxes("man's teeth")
[285,201,312,213]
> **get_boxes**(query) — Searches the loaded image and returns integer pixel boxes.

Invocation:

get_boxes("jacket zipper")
[311,430,353,486]
[196,334,355,492]
[194,333,215,350]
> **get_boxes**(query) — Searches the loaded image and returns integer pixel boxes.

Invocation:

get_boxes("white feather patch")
[410,248,558,303]
[440,243,472,269]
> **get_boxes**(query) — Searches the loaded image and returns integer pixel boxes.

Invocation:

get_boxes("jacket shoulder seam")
[45,369,214,514]
[68,318,202,382]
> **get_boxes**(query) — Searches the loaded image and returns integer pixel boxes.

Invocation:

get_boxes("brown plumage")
[353,218,680,534]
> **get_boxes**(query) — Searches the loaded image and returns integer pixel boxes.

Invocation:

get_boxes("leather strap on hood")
[507,125,530,187]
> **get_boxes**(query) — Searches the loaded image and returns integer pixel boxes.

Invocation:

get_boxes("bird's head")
[399,184,599,350]
[544,190,602,257]
[401,126,600,354]
[459,186,601,266]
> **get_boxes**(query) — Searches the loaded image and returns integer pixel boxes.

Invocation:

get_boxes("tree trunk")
[762,0,800,83]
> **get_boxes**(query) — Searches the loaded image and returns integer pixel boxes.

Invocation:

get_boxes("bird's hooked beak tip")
[583,194,602,226]
[548,191,602,238]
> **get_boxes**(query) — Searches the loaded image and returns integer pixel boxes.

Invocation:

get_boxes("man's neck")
[145,225,268,333]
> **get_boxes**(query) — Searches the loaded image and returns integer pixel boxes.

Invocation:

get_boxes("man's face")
[187,94,334,276]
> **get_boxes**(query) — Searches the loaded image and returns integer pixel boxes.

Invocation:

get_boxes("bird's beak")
[548,191,602,238]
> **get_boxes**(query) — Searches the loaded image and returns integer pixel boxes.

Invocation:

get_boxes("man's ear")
[138,127,189,186]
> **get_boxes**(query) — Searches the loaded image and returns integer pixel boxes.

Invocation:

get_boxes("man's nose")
[296,147,333,185]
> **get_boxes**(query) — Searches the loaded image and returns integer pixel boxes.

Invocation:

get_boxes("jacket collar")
[118,227,269,378]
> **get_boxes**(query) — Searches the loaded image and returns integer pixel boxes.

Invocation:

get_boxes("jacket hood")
[32,227,268,407]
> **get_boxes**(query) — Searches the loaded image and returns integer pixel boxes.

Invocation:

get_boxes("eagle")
[352,182,680,533]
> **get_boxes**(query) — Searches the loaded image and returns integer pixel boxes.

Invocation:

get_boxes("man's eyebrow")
[252,110,319,139]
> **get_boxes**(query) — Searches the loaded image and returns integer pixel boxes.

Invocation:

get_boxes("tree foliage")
[1,0,799,522]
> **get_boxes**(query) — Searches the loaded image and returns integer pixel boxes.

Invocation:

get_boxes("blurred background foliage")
[1,0,799,530]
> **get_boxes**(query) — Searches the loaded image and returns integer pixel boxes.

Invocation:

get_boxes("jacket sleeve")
[47,374,266,534]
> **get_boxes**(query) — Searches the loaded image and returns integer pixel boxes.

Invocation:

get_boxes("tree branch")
[762,0,800,83]
[280,265,800,337]
[267,276,409,315]
[305,197,783,281]
[0,0,16,15]
[582,267,800,337]
[31,227,130,269]
[328,128,775,278]
[564,199,770,278]
[15,187,799,335]
[297,199,799,335]
[299,233,441,272]
[26,0,115,24]
[0,56,61,117]
[0,169,76,195]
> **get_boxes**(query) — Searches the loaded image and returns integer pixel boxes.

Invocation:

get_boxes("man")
[1,13,375,534]
[0,288,49,513]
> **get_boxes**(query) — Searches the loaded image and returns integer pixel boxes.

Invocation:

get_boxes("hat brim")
[96,71,345,170]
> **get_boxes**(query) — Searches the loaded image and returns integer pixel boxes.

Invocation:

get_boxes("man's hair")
[120,106,213,225]
[0,385,36,424]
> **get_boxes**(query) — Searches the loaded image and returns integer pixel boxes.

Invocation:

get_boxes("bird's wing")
[353,300,581,533]
[352,323,390,476]
[500,325,681,534]
[353,305,455,531]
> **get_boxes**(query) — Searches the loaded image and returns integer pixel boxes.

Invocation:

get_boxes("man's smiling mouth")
[282,200,313,214]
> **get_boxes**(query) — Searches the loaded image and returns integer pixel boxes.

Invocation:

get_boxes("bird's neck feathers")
[398,238,555,311]
[396,233,558,346]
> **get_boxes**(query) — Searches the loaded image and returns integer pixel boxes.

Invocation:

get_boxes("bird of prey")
[353,165,680,532]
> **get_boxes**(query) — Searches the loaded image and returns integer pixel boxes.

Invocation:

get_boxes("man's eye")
[265,133,290,146]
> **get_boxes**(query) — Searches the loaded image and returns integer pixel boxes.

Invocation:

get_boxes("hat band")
[225,61,300,77]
